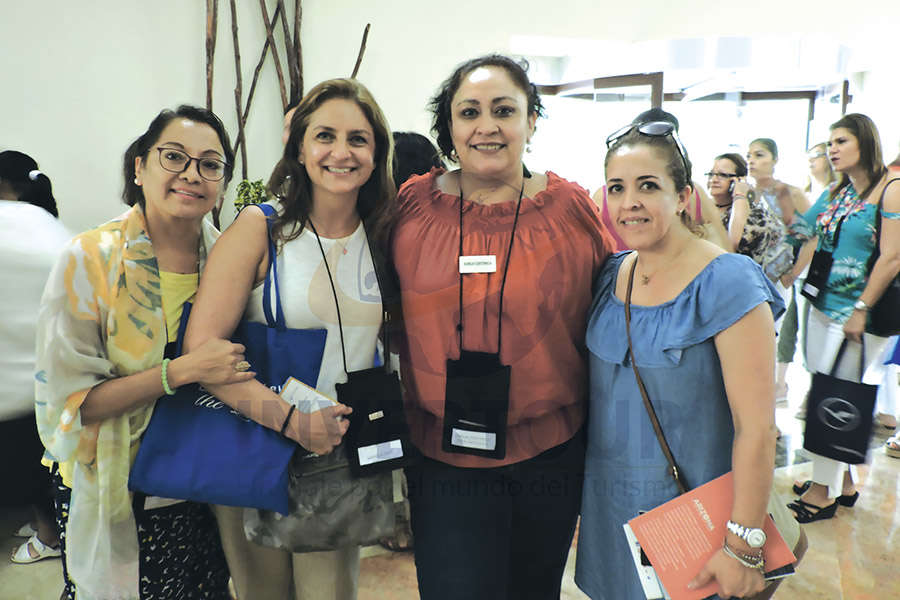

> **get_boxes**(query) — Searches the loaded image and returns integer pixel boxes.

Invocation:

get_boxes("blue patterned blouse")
[791,183,900,323]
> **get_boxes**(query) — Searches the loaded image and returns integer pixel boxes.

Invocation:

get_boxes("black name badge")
[442,350,510,459]
[337,367,418,477]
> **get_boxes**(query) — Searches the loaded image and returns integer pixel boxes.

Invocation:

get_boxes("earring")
[133,177,140,185]
[449,148,458,162]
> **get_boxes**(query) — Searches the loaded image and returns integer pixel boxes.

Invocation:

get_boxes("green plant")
[235,179,268,211]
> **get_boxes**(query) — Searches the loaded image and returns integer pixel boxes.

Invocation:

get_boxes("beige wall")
[2,0,899,234]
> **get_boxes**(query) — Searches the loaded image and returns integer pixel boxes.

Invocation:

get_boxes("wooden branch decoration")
[232,1,282,156]
[293,0,303,101]
[205,0,218,110]
[229,0,248,183]
[351,23,370,79]
[277,1,300,104]
[257,0,288,110]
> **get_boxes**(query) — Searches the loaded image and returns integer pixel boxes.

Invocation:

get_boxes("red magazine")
[626,472,796,600]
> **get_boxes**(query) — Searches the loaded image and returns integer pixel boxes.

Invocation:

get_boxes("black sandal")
[791,480,859,506]
[787,498,838,523]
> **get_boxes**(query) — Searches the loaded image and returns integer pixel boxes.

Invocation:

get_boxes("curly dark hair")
[428,54,545,163]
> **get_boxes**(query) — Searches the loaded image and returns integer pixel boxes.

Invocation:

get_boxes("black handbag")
[803,339,878,464]
[865,178,900,337]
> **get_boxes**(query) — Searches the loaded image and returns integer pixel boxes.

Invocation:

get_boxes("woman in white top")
[184,78,396,600]
[0,151,71,564]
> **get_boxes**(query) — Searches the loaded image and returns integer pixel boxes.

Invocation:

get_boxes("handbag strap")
[255,203,287,331]
[624,255,690,495]
[868,177,900,271]
[828,337,866,381]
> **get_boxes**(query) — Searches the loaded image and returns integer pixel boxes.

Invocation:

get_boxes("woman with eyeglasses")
[707,153,794,286]
[785,113,900,523]
[392,54,613,600]
[775,142,841,403]
[576,123,798,600]
[805,142,839,201]
[34,106,245,599]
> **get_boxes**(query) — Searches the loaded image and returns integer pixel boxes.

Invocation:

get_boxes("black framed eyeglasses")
[606,121,690,180]
[704,171,738,179]
[156,147,228,182]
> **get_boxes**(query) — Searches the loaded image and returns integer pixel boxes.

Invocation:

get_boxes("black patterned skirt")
[53,469,230,599]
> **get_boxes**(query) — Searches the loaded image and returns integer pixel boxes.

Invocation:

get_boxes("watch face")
[747,529,767,548]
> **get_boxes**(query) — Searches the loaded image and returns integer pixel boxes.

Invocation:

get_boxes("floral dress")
[720,196,793,282]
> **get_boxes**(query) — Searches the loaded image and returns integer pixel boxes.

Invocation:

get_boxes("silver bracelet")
[722,542,765,571]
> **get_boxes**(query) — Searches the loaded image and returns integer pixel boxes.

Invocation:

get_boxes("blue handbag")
[129,204,326,514]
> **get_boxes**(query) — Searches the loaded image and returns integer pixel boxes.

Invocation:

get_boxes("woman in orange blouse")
[391,54,613,600]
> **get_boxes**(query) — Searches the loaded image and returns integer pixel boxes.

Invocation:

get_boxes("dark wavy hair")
[0,150,58,217]
[829,113,887,201]
[392,132,443,186]
[605,128,702,235]
[122,105,234,207]
[714,153,748,177]
[428,54,545,163]
[268,78,396,249]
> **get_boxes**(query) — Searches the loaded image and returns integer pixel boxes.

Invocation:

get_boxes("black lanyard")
[456,173,525,355]
[307,219,385,375]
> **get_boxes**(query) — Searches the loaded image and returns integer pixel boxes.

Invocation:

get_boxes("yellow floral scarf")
[35,205,217,599]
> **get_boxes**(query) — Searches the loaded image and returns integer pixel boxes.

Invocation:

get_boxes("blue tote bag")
[129,204,326,514]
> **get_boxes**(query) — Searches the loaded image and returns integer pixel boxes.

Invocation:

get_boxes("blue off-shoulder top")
[575,251,785,600]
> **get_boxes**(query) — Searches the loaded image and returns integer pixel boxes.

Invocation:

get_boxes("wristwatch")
[726,519,767,548]
[853,299,870,312]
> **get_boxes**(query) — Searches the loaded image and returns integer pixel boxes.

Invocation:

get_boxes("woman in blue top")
[576,122,787,599]
[786,113,900,521]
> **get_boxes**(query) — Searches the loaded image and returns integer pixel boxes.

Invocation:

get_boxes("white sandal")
[10,534,61,564]
[886,433,900,459]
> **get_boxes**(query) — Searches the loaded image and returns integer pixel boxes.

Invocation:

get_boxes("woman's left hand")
[843,309,866,343]
[688,550,766,598]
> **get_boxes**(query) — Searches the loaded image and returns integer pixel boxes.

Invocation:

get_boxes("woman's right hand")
[732,178,751,199]
[169,339,257,387]
[291,404,354,454]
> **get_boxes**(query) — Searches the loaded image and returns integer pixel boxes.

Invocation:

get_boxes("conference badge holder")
[308,220,417,478]
[441,169,526,460]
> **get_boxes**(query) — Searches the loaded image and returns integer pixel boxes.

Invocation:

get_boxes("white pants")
[876,337,900,417]
[804,307,890,498]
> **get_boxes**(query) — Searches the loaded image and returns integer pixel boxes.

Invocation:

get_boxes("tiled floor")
[2,362,898,599]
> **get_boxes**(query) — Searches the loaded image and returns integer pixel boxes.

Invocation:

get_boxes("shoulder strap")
[254,203,285,331]
[624,256,690,495]
[867,177,900,272]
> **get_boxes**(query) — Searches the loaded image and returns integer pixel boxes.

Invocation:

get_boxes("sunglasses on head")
[606,121,690,180]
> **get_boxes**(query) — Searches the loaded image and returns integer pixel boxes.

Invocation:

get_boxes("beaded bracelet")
[280,404,297,436]
[722,541,765,571]
[161,358,176,396]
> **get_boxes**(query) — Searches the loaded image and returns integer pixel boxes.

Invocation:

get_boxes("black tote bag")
[803,339,878,464]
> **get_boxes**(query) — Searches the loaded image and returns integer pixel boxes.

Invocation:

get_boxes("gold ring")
[235,360,251,372]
